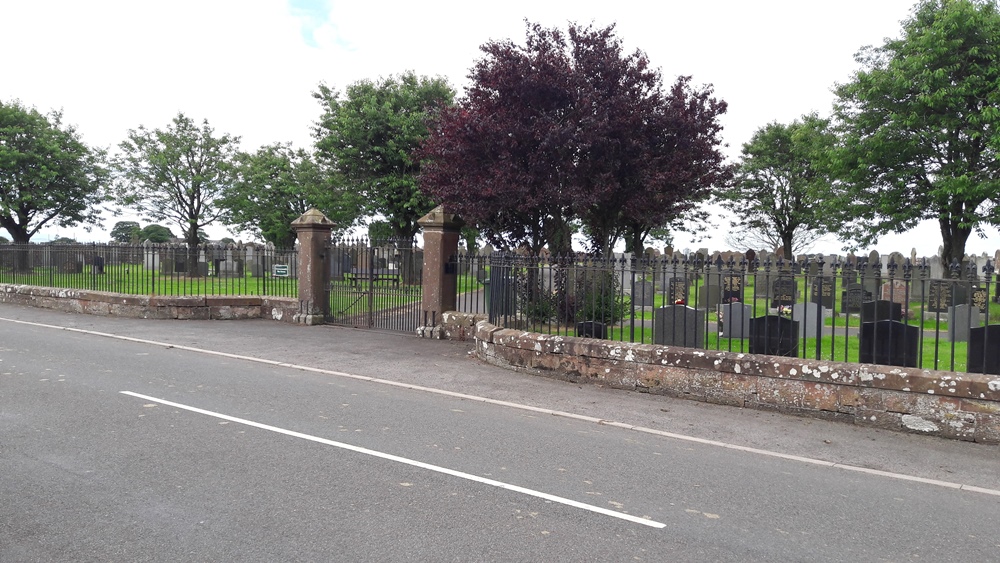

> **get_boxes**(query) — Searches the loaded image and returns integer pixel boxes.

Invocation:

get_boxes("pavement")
[2,302,998,493]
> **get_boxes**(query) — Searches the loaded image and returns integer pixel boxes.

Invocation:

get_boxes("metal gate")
[327,237,423,332]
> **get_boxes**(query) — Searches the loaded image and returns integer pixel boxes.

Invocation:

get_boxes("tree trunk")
[939,217,972,266]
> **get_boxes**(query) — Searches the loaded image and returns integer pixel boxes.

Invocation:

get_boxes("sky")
[4,0,997,257]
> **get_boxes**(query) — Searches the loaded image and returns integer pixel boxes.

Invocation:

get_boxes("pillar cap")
[291,208,335,230]
[417,205,465,230]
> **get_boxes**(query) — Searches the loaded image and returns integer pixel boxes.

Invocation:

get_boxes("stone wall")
[0,283,300,323]
[474,320,1000,444]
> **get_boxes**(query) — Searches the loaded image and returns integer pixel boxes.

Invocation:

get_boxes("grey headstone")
[653,305,705,348]
[719,302,752,339]
[948,304,981,342]
[631,280,655,307]
[792,302,825,339]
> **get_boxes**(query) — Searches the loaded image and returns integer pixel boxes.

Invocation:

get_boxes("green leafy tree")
[110,220,141,243]
[0,100,107,248]
[830,0,1000,263]
[114,112,239,276]
[138,224,174,243]
[219,143,356,247]
[314,72,455,241]
[718,114,835,258]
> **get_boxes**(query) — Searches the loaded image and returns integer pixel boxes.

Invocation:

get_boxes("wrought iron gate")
[327,237,423,332]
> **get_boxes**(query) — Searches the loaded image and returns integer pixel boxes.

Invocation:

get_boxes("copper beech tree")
[419,22,730,256]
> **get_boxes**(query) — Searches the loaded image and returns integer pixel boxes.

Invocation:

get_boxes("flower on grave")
[778,305,792,317]
[674,298,685,305]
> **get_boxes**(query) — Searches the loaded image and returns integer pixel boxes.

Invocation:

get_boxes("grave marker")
[749,316,799,357]
[719,302,752,339]
[653,305,705,348]
[968,326,1000,375]
[859,320,919,368]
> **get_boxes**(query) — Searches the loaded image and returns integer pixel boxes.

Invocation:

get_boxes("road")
[1,303,999,561]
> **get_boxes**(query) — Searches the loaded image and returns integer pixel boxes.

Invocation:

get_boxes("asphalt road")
[1,303,999,562]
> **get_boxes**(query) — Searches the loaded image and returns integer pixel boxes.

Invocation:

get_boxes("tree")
[114,113,239,275]
[219,143,357,247]
[0,100,107,247]
[718,114,835,258]
[314,72,455,241]
[830,0,1000,264]
[110,220,141,243]
[138,224,174,243]
[419,22,729,255]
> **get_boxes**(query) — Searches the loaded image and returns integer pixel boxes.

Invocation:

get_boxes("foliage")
[314,72,455,240]
[0,100,107,244]
[50,236,78,244]
[366,220,394,244]
[219,143,356,247]
[718,114,835,257]
[113,113,239,253]
[571,270,631,325]
[830,0,1000,263]
[110,220,141,243]
[419,22,730,255]
[139,224,175,243]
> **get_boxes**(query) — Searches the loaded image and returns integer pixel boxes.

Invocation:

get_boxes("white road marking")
[2,316,998,499]
[119,391,666,529]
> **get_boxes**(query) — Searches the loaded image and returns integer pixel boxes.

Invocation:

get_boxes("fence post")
[417,205,465,336]
[291,208,335,325]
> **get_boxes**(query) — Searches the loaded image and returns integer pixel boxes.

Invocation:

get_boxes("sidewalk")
[1,302,997,492]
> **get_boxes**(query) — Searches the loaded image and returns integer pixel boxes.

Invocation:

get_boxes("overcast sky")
[5,0,996,257]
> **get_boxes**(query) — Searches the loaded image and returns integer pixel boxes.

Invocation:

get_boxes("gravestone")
[810,276,835,309]
[861,300,902,323]
[972,285,989,313]
[631,280,655,307]
[652,305,705,348]
[840,283,868,314]
[968,326,1000,375]
[721,273,743,303]
[880,280,908,303]
[62,258,83,274]
[926,280,953,313]
[697,283,722,309]
[749,316,799,357]
[92,256,105,275]
[859,320,920,368]
[792,302,825,339]
[771,277,797,308]
[576,321,607,339]
[719,302,752,339]
[667,277,688,304]
[947,304,980,342]
[251,262,266,277]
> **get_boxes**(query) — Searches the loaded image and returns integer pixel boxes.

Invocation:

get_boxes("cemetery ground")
[1,302,999,561]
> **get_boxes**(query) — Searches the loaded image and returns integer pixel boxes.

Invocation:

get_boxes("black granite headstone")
[859,320,919,368]
[861,300,902,323]
[771,277,796,308]
[810,276,835,308]
[749,315,799,357]
[721,274,743,302]
[968,325,1000,375]
[576,321,607,339]
[840,283,867,314]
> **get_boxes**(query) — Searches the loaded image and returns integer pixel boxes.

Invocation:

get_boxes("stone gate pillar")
[417,205,464,333]
[291,208,335,325]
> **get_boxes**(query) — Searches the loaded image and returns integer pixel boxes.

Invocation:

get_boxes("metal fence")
[452,251,1000,375]
[0,242,299,297]
[327,237,423,332]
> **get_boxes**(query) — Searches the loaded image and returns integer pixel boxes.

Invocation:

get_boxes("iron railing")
[327,237,423,332]
[0,242,299,297]
[451,251,1000,375]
